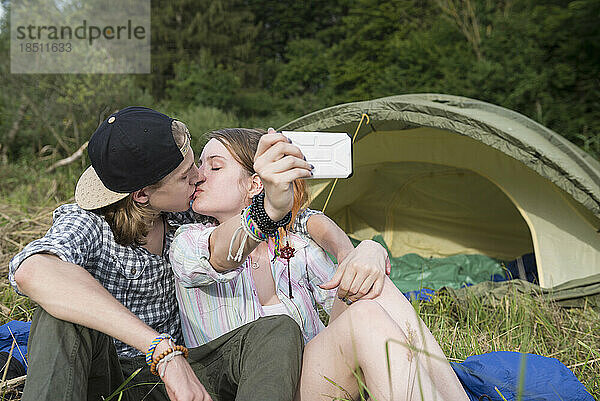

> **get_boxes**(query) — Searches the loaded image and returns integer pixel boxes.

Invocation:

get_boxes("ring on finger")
[345,298,354,306]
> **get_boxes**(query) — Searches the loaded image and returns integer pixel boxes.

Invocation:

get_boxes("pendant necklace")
[278,231,296,299]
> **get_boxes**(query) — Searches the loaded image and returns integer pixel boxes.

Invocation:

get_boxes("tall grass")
[415,289,600,397]
[0,162,598,399]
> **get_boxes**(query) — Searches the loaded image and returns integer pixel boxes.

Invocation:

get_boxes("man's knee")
[29,307,78,346]
[256,315,302,345]
[23,308,121,401]
[29,307,111,357]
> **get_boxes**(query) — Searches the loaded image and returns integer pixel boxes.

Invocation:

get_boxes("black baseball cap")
[75,106,190,210]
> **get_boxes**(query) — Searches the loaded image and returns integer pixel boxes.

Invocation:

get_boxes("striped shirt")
[169,220,338,347]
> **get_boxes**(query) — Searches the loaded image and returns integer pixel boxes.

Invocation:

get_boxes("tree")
[148,0,260,98]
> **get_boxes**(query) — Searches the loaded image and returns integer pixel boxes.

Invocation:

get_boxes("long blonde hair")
[207,128,309,229]
[98,120,190,246]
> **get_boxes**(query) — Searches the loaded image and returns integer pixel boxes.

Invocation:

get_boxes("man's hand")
[160,356,213,401]
[319,240,390,303]
[253,128,312,221]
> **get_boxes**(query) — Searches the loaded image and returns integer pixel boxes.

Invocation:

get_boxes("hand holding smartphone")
[281,131,353,179]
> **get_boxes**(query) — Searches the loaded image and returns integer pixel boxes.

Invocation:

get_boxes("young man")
[9,107,389,401]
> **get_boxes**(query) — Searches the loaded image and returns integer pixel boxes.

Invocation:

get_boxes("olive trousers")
[21,308,303,401]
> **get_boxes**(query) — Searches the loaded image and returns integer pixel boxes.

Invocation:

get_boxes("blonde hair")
[99,120,190,246]
[207,128,309,230]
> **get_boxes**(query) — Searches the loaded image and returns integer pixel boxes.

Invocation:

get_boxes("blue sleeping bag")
[0,320,30,368]
[451,351,594,401]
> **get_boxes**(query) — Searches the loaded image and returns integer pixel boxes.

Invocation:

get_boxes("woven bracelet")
[241,206,267,242]
[156,350,184,378]
[146,333,174,366]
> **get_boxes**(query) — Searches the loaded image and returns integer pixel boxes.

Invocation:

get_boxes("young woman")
[170,128,469,401]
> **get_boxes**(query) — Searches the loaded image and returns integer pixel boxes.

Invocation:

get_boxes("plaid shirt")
[8,203,320,358]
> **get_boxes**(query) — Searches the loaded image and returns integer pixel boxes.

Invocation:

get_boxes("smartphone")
[281,131,353,179]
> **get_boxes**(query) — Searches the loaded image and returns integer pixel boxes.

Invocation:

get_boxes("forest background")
[1,0,599,208]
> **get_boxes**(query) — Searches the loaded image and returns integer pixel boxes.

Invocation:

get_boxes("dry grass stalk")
[0,204,55,276]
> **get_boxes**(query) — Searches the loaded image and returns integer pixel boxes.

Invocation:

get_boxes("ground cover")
[0,172,598,399]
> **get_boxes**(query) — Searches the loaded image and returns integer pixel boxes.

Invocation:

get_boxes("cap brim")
[75,166,129,210]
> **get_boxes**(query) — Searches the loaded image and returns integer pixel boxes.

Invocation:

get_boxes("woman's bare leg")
[295,300,447,401]
[322,277,468,401]
[370,277,467,400]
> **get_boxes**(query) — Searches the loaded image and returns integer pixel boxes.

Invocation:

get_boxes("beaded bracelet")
[150,345,190,376]
[249,191,292,235]
[146,333,174,366]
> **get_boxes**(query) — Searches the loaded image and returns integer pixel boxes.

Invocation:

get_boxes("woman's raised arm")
[208,129,313,272]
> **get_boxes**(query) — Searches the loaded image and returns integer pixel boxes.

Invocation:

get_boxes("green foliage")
[272,39,330,98]
[0,154,80,206]
[167,59,241,111]
[246,0,345,60]
[0,73,152,162]
[164,103,239,150]
[1,0,599,162]
[325,0,439,102]
[234,89,285,118]
[149,0,260,98]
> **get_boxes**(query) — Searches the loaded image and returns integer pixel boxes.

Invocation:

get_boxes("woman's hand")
[320,240,391,303]
[253,128,313,220]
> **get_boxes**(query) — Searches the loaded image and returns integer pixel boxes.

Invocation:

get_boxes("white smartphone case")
[281,131,352,179]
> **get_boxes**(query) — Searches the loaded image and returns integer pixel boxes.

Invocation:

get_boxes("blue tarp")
[451,351,594,401]
[0,320,30,368]
[403,288,436,301]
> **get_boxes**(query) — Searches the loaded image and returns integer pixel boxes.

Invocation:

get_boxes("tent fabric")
[441,275,600,309]
[279,94,600,289]
[451,351,594,401]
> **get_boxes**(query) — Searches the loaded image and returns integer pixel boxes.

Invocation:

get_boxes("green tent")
[279,94,600,290]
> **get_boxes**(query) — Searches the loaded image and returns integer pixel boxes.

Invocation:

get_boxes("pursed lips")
[190,187,202,200]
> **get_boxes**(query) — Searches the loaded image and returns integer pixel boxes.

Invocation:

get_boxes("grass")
[415,289,600,397]
[0,163,599,399]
